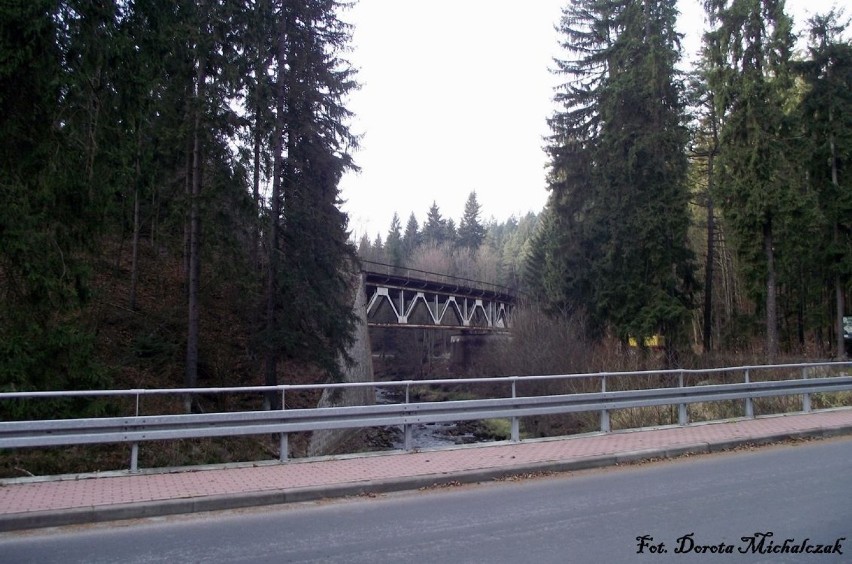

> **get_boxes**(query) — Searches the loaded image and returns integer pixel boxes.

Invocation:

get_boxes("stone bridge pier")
[307,272,375,457]
[308,263,515,456]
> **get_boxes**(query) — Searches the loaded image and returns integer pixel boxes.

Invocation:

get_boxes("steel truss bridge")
[362,261,516,332]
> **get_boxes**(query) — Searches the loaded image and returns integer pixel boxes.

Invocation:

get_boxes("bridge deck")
[362,261,516,331]
[362,261,516,303]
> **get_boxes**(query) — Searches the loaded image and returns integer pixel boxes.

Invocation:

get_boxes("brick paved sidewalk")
[1,409,851,532]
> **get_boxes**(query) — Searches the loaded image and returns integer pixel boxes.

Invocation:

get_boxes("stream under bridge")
[310,262,517,456]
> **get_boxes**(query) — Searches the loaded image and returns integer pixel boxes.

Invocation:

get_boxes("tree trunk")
[702,100,719,355]
[150,174,157,249]
[252,100,261,272]
[703,189,715,354]
[183,130,192,284]
[185,58,206,412]
[263,8,287,410]
[130,128,142,311]
[829,114,846,360]
[764,219,778,362]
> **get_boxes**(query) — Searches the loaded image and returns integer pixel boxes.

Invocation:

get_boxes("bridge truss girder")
[365,285,510,331]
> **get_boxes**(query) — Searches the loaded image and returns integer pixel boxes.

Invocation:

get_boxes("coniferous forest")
[1,0,850,417]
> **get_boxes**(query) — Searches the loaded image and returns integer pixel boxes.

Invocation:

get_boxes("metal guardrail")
[1,362,850,472]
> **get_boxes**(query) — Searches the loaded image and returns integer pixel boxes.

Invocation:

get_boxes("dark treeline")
[1,0,359,414]
[1,0,850,415]
[534,0,851,363]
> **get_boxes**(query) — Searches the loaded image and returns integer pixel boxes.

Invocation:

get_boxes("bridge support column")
[308,271,375,457]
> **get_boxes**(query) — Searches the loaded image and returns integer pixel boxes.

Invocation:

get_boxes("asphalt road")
[2,438,850,564]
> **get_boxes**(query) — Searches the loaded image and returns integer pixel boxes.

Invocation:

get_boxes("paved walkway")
[2,409,851,532]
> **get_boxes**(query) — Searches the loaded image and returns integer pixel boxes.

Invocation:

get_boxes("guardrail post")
[130,391,140,473]
[511,379,520,442]
[678,371,688,426]
[600,376,610,433]
[744,369,754,418]
[802,367,811,413]
[130,443,139,473]
[403,383,412,451]
[279,389,288,462]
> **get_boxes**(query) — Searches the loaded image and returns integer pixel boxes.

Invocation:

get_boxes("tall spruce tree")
[402,212,420,260]
[0,1,116,406]
[264,0,359,391]
[423,201,448,247]
[797,11,852,359]
[704,0,797,361]
[458,191,486,251]
[182,0,252,407]
[534,0,620,322]
[385,213,404,266]
[540,0,696,354]
[240,0,276,273]
[686,66,723,353]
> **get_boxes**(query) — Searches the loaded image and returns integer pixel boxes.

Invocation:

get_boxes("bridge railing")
[1,362,850,473]
[361,259,517,298]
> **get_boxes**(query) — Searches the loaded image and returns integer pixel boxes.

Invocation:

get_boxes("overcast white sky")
[338,0,844,241]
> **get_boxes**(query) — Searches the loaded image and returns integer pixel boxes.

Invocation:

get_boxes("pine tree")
[537,0,616,322]
[458,191,486,251]
[704,0,797,361]
[240,0,276,272]
[594,0,696,349]
[0,0,356,414]
[372,233,385,261]
[263,0,359,386]
[686,65,723,353]
[385,213,404,267]
[797,11,852,359]
[445,218,458,247]
[423,201,448,247]
[181,0,254,406]
[402,212,420,261]
[541,0,696,353]
[0,1,116,406]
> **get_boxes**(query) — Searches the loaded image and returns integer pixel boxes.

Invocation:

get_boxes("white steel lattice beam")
[364,272,514,332]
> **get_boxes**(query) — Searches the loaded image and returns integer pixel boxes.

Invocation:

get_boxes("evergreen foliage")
[402,212,421,258]
[796,10,852,358]
[533,0,697,354]
[264,0,359,386]
[704,0,800,360]
[458,191,486,251]
[357,202,539,292]
[2,0,852,415]
[1,0,359,409]
[422,201,449,246]
[1,1,115,402]
[385,213,403,266]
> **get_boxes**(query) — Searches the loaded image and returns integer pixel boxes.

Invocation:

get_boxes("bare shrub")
[487,304,593,377]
